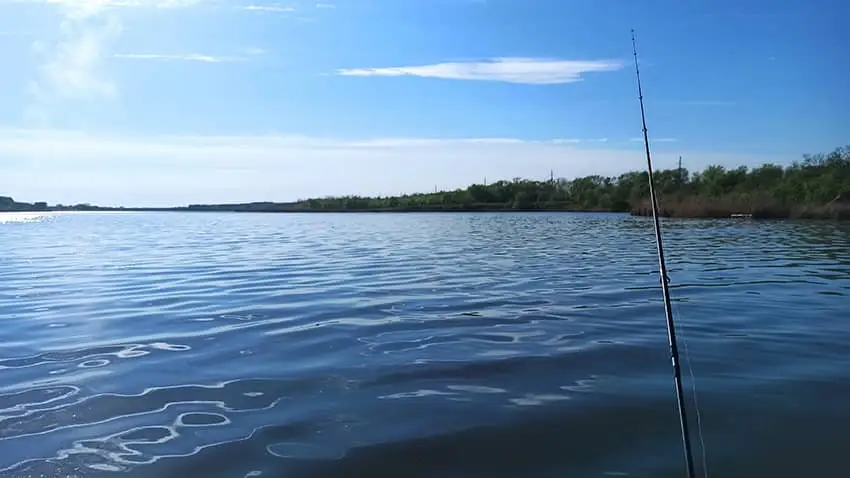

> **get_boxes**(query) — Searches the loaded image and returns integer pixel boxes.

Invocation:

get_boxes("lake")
[1,211,848,478]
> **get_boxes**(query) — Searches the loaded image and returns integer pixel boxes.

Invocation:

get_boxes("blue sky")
[0,0,847,206]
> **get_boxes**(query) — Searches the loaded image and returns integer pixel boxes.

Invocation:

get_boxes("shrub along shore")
[3,146,848,219]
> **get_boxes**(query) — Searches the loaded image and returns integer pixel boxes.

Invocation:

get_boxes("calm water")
[1,211,848,478]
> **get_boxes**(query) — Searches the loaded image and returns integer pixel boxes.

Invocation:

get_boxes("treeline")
[0,197,109,212]
[0,197,49,211]
[632,146,850,219]
[268,146,849,218]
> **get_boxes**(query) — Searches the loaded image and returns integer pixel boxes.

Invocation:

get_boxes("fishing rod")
[630,29,697,478]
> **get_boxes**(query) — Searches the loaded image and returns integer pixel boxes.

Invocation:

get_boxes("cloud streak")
[239,4,295,12]
[14,0,296,12]
[12,0,203,11]
[337,57,624,85]
[114,53,239,63]
[113,46,265,63]
[42,0,199,7]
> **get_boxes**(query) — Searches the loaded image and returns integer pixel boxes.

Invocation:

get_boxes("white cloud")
[0,129,785,207]
[113,46,266,62]
[316,3,334,8]
[26,7,123,125]
[239,4,295,12]
[10,0,292,11]
[337,57,624,85]
[10,0,202,12]
[23,0,204,126]
[113,53,238,62]
[44,0,198,7]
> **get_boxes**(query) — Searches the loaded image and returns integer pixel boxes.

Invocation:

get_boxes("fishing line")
[669,280,710,478]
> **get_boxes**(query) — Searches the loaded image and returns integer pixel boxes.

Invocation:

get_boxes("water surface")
[1,211,848,477]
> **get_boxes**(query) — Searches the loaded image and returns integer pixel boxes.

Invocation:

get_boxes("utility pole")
[677,156,683,184]
[550,169,554,184]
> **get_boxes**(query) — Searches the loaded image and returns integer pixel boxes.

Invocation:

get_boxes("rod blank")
[630,29,697,478]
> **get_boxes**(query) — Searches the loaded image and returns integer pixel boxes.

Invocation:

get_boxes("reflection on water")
[1,212,848,478]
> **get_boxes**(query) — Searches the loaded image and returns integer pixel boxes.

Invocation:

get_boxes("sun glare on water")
[0,212,54,224]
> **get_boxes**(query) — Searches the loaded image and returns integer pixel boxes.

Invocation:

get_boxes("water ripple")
[1,211,849,477]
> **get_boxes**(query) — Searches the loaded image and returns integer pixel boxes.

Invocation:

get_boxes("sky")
[0,0,847,207]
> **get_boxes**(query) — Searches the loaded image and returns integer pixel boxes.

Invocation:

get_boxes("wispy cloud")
[315,3,334,8]
[239,3,294,12]
[26,7,123,125]
[343,137,600,148]
[23,0,203,126]
[12,0,297,12]
[337,57,624,85]
[551,138,610,144]
[13,0,203,11]
[113,46,266,63]
[114,53,238,63]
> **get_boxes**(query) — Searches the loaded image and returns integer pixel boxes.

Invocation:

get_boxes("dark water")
[1,211,848,478]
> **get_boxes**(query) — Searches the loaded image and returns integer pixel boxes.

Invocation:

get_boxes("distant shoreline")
[3,205,848,220]
[4,145,848,220]
[4,200,848,220]
[1,206,620,214]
